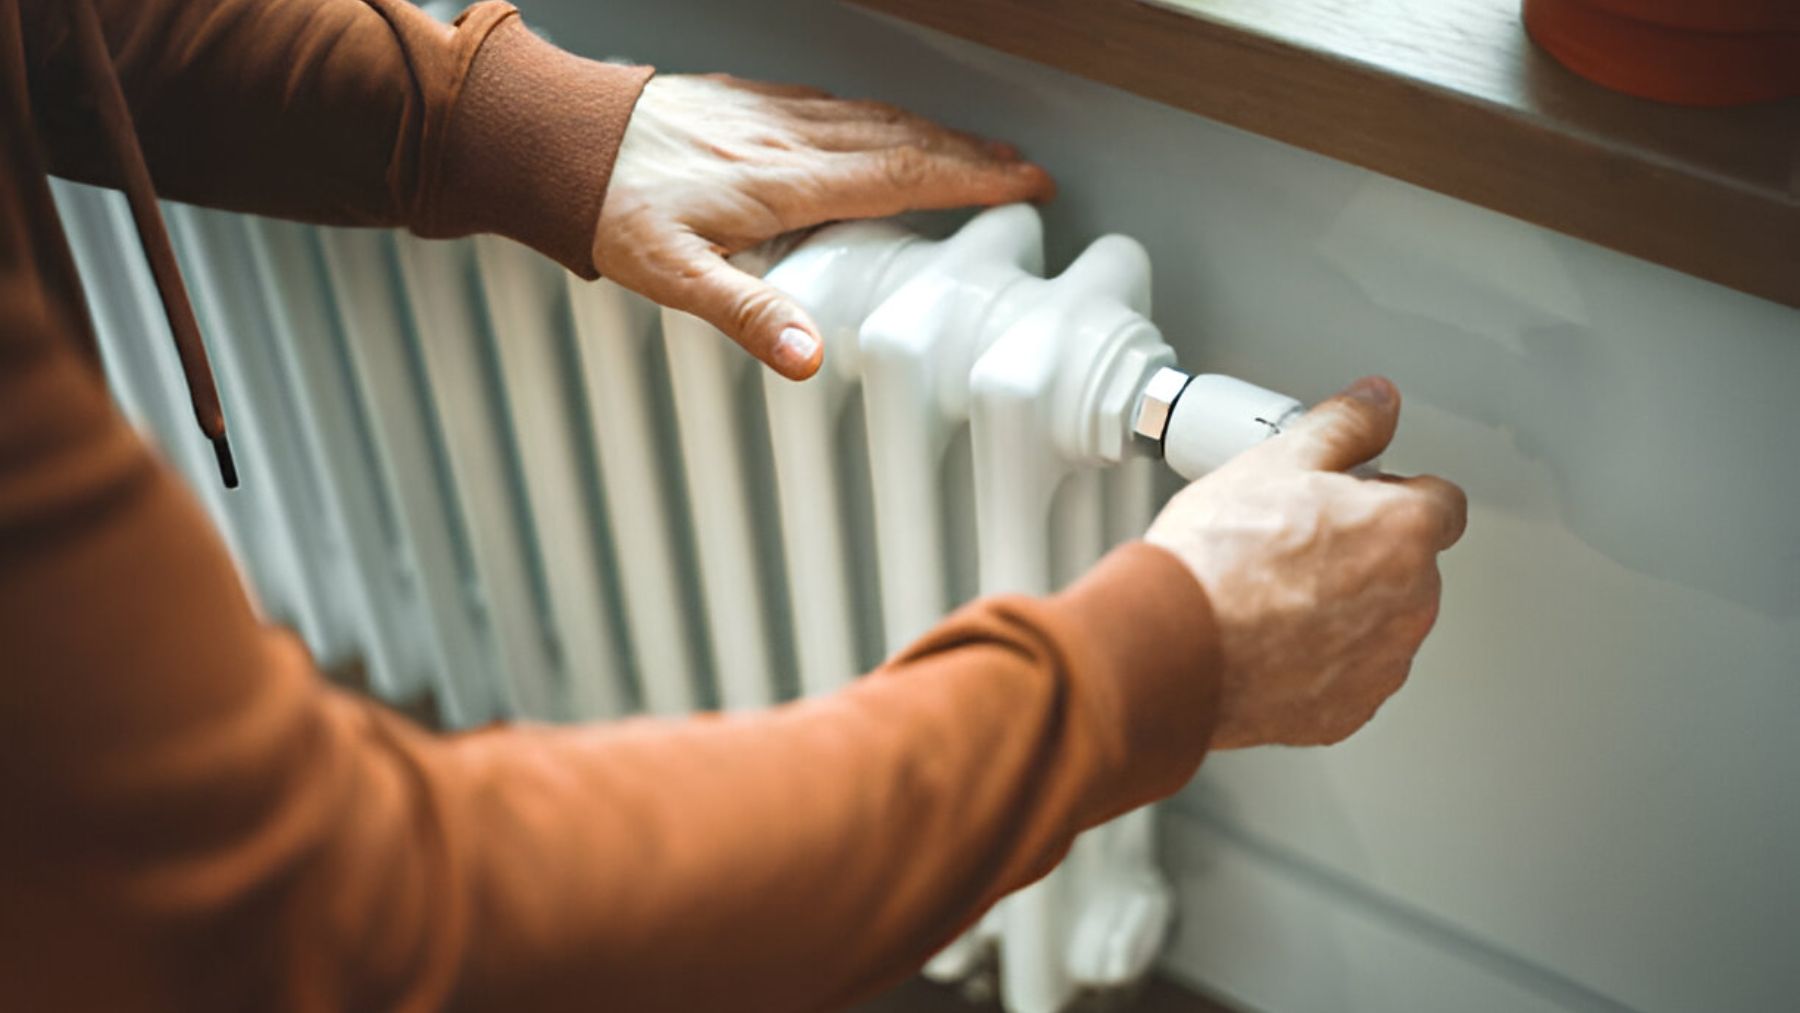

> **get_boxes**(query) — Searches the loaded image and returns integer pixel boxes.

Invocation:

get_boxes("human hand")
[593,74,1055,380]
[1145,377,1467,749]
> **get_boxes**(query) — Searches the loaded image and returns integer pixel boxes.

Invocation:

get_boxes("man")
[0,1,1466,1010]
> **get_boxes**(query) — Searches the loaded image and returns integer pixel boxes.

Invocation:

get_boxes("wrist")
[1047,541,1226,819]
[419,13,654,277]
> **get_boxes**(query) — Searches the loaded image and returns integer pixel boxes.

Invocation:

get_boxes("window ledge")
[848,0,1800,309]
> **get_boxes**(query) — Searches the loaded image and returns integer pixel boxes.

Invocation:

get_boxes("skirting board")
[1156,808,1635,1013]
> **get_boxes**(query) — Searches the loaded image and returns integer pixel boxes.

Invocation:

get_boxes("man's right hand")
[1146,376,1466,749]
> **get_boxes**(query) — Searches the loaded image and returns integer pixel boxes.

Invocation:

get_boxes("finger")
[789,101,1024,158]
[799,99,1023,159]
[1388,474,1468,549]
[780,96,915,124]
[770,145,1055,226]
[652,232,824,380]
[798,117,1022,163]
[1266,375,1400,473]
[707,74,833,100]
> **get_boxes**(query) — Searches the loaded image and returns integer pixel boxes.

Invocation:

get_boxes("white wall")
[523,2,1800,1009]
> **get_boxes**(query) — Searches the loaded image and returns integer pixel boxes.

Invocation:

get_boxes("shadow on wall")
[1306,176,1800,619]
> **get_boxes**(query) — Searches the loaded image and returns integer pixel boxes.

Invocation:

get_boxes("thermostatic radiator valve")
[1132,368,1306,480]
[1130,367,1382,480]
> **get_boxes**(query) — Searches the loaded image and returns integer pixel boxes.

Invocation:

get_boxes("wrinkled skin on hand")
[1147,377,1468,749]
[593,74,1055,380]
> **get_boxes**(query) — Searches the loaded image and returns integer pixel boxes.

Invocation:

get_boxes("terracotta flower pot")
[1523,0,1800,105]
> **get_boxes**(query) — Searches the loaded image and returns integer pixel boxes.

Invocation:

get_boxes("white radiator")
[54,179,1242,1012]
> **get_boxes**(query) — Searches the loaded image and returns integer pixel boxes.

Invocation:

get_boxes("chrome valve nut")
[1132,366,1192,443]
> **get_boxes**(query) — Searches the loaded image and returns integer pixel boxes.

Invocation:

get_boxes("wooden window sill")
[847,0,1800,309]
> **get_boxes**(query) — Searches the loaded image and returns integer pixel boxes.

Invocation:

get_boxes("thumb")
[658,233,824,380]
[1270,375,1401,472]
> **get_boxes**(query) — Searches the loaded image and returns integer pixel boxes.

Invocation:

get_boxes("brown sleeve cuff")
[1045,541,1224,820]
[417,11,653,277]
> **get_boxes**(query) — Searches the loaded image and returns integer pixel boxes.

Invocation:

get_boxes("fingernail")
[987,140,1020,159]
[1344,376,1393,406]
[773,326,819,375]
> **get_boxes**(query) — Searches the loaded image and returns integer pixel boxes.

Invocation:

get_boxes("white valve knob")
[1134,368,1378,480]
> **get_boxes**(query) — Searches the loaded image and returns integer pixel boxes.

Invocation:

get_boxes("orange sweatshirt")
[0,1,1223,1010]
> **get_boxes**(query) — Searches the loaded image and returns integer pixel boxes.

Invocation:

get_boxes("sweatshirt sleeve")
[0,270,1222,1010]
[23,0,649,276]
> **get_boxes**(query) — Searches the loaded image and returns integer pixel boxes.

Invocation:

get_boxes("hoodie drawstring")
[66,0,237,488]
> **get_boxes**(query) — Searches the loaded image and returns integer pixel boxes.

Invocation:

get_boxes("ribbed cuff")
[421,13,654,276]
[1044,541,1223,821]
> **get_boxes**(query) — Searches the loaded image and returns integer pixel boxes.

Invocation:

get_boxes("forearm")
[1,256,1218,1008]
[433,547,1219,1011]
[26,0,650,275]
[0,318,1218,1007]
